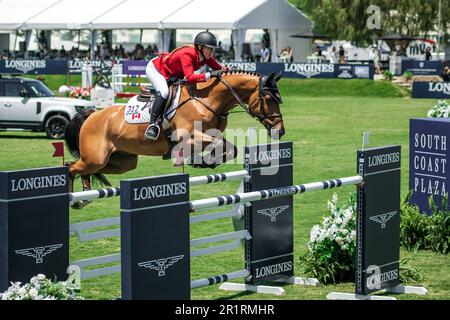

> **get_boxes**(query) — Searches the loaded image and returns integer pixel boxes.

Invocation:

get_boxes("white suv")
[0,77,95,139]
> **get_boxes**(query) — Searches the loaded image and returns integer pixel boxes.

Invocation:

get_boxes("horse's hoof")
[71,200,92,210]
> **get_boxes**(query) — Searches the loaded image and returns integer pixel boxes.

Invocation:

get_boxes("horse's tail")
[65,108,111,187]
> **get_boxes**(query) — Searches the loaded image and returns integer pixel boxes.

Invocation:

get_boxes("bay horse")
[65,71,285,208]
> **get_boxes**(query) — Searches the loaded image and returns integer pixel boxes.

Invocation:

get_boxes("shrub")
[301,193,425,284]
[400,192,450,254]
[300,193,356,284]
[383,70,394,81]
[403,70,413,81]
[427,100,450,118]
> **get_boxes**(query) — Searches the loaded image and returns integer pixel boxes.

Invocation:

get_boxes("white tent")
[90,0,192,29]
[0,0,60,30]
[160,0,313,61]
[0,0,313,61]
[20,0,126,30]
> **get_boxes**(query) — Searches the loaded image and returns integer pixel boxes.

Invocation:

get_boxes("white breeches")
[146,58,169,99]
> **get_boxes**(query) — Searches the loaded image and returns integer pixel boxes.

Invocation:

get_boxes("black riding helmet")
[194,31,219,48]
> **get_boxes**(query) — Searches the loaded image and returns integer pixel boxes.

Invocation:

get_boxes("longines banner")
[0,59,68,75]
[409,118,450,214]
[412,81,450,98]
[0,59,374,79]
[68,60,113,74]
[402,60,445,76]
[227,62,374,79]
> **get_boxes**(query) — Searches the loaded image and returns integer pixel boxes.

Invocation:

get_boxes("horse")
[64,70,285,208]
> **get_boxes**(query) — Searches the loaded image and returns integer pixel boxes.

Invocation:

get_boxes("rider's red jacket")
[152,45,222,84]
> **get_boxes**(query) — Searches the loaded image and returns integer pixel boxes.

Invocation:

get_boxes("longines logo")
[428,82,450,95]
[15,244,63,264]
[253,148,291,163]
[257,205,289,221]
[10,175,66,192]
[284,63,334,78]
[138,255,184,276]
[133,182,187,201]
[367,152,400,167]
[255,261,292,278]
[225,62,257,72]
[69,60,113,70]
[369,211,397,228]
[5,60,46,73]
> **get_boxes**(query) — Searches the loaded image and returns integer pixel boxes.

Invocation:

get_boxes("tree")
[291,0,450,47]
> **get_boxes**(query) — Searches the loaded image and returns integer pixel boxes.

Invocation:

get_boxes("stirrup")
[144,124,161,141]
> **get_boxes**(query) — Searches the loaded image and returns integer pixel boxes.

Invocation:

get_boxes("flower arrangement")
[427,100,450,118]
[59,85,92,100]
[300,193,356,284]
[301,193,425,284]
[0,273,83,300]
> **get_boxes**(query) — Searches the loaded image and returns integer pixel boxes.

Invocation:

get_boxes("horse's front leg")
[182,131,222,169]
[212,137,238,164]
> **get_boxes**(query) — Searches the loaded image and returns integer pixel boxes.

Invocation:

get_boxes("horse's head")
[248,72,285,139]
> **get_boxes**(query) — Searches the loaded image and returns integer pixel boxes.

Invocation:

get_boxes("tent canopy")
[0,0,312,31]
[89,0,193,29]
[161,0,311,30]
[0,0,60,29]
[21,0,127,30]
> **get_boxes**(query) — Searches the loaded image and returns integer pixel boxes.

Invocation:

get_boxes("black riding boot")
[144,93,167,141]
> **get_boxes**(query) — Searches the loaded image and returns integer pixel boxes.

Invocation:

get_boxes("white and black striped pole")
[190,175,363,211]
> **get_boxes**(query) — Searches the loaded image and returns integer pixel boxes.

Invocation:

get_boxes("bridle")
[218,75,283,130]
[172,73,283,130]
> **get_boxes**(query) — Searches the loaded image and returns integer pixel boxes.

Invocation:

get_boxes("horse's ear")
[265,73,275,86]
[274,71,282,82]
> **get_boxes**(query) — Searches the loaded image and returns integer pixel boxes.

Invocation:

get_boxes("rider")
[144,31,228,141]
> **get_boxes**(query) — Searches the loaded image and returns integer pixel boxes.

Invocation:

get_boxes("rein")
[169,74,282,129]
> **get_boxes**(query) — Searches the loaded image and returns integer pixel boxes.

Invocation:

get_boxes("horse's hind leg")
[98,152,138,174]
[67,149,112,209]
[71,174,93,209]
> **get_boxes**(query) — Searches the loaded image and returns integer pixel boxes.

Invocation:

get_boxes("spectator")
[338,45,346,64]
[58,45,66,58]
[279,47,289,62]
[328,46,338,64]
[443,66,450,82]
[313,46,323,63]
[260,42,270,63]
[371,45,382,74]
[425,47,432,61]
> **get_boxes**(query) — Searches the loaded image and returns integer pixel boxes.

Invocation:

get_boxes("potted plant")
[403,70,413,83]
[383,70,394,81]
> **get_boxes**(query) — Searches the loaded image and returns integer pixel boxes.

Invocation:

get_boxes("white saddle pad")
[124,86,181,124]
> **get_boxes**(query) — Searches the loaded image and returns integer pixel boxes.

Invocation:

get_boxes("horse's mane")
[221,70,261,78]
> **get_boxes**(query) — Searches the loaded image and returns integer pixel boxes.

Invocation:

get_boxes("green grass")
[0,78,448,300]
[279,78,410,98]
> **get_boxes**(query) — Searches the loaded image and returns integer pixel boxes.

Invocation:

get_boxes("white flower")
[310,225,321,243]
[29,288,38,299]
[335,217,343,224]
[36,274,46,281]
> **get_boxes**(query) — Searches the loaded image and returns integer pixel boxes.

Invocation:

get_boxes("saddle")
[136,77,185,111]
